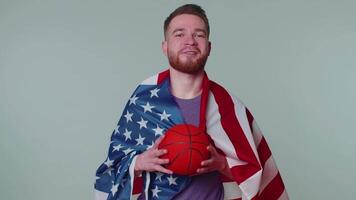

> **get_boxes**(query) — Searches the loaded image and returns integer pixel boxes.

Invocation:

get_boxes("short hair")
[164,4,210,39]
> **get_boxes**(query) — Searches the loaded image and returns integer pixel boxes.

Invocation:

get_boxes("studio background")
[1,0,355,199]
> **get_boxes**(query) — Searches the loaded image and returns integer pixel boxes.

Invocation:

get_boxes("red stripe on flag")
[246,108,254,131]
[258,173,285,200]
[210,81,261,183]
[257,137,272,167]
[230,164,262,183]
[132,177,143,194]
[157,70,169,85]
[199,72,210,131]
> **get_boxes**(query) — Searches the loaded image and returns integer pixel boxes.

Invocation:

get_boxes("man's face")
[162,14,211,74]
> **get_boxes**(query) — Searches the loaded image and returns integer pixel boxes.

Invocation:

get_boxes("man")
[95,4,288,200]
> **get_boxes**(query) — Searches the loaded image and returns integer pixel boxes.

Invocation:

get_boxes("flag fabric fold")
[94,69,288,200]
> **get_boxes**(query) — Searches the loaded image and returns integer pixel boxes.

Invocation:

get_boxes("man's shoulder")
[140,70,169,85]
[141,73,159,85]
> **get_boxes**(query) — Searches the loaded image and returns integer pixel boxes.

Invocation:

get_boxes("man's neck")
[169,67,204,99]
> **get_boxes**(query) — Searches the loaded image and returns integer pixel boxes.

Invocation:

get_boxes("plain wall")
[1,0,355,199]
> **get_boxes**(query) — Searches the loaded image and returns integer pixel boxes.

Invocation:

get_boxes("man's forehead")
[167,14,207,31]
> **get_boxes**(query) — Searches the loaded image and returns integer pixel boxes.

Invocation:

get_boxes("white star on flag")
[129,95,138,105]
[155,172,164,182]
[141,102,155,113]
[147,141,155,149]
[152,185,161,198]
[135,134,145,145]
[123,128,132,141]
[111,183,119,196]
[123,147,133,155]
[124,110,133,123]
[104,167,114,176]
[137,117,148,129]
[167,175,178,185]
[112,144,123,152]
[158,110,171,121]
[114,125,120,135]
[150,88,160,98]
[153,125,164,136]
[104,157,114,168]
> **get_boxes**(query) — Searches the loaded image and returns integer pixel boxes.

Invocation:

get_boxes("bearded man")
[95,4,288,200]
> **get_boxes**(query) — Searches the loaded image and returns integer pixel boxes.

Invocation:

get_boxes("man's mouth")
[181,48,200,55]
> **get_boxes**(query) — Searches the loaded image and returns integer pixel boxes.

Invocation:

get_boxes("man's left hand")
[197,145,226,174]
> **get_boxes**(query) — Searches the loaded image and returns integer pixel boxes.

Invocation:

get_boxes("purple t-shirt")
[172,95,224,200]
[138,95,224,200]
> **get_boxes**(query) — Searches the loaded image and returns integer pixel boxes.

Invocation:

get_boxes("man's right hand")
[134,135,173,176]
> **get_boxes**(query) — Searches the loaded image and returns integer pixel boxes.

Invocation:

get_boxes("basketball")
[158,124,211,176]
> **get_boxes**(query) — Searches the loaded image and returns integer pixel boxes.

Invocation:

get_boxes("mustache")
[179,47,201,54]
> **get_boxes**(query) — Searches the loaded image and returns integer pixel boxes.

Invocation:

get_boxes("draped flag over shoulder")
[95,69,288,200]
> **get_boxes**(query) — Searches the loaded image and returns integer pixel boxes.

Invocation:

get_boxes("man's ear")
[162,41,168,56]
[207,41,212,56]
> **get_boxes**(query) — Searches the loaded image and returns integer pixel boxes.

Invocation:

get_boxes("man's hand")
[134,135,173,176]
[197,145,233,179]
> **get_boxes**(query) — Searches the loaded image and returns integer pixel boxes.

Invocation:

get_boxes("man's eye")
[175,34,183,37]
[196,34,206,38]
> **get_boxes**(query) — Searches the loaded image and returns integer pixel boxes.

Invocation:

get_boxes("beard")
[167,49,208,74]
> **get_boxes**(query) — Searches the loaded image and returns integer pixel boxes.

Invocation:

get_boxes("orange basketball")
[158,124,211,176]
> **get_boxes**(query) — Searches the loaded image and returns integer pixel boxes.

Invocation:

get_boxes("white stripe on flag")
[231,95,260,163]
[252,120,263,147]
[259,156,279,194]
[141,74,158,85]
[132,194,139,200]
[129,155,138,200]
[277,189,289,200]
[206,92,246,167]
[239,169,262,199]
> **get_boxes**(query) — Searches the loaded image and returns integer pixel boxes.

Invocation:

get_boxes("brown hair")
[164,4,210,39]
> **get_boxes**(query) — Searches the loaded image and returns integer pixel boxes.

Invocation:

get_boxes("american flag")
[95,70,288,200]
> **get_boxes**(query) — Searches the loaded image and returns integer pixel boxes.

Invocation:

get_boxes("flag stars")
[123,147,133,155]
[129,95,138,105]
[123,128,132,141]
[158,110,171,121]
[153,125,164,136]
[124,110,133,123]
[111,183,119,196]
[104,167,114,176]
[135,134,145,145]
[141,102,155,113]
[114,125,120,135]
[150,88,160,98]
[152,185,161,198]
[155,172,164,182]
[112,144,123,152]
[167,175,178,185]
[104,157,114,168]
[137,117,148,129]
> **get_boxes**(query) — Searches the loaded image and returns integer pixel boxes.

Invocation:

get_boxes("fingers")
[207,145,218,156]
[197,166,212,174]
[152,149,167,157]
[134,145,171,174]
[153,165,173,174]
[201,159,213,167]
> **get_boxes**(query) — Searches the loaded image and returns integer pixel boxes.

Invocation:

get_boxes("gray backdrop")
[1,0,355,199]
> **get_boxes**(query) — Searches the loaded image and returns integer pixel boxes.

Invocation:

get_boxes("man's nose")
[184,34,198,46]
